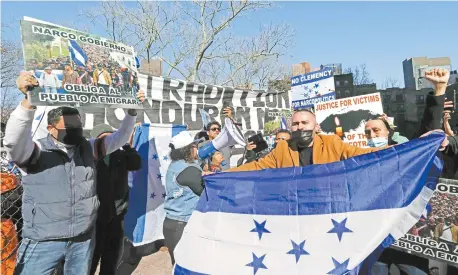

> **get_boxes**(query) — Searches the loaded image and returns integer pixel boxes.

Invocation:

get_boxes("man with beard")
[62,64,80,86]
[229,109,381,171]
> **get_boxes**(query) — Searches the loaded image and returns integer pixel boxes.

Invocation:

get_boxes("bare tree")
[344,64,373,86]
[81,1,293,88]
[1,40,22,123]
[381,77,400,89]
[81,0,135,44]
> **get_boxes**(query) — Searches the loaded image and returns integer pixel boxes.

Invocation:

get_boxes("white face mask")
[367,137,388,148]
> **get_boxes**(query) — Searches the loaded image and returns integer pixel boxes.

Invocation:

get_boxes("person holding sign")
[3,72,145,275]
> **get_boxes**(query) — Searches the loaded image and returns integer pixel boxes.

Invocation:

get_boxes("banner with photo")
[314,93,384,147]
[391,178,458,266]
[291,68,336,110]
[31,74,291,167]
[20,17,141,109]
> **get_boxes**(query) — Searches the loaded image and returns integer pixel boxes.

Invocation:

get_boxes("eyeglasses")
[210,128,221,132]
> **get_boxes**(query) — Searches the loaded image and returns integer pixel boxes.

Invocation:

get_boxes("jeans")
[90,215,124,275]
[163,217,187,265]
[44,87,57,93]
[14,231,95,275]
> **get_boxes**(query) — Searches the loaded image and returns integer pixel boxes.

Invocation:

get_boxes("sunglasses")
[209,128,221,132]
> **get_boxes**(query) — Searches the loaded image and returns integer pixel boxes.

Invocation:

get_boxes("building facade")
[403,57,452,90]
[334,73,354,99]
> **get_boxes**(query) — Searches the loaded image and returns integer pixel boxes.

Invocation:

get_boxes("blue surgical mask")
[221,160,227,167]
[367,137,388,148]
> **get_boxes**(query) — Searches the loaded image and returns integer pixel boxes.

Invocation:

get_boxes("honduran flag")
[280,114,288,130]
[124,123,187,246]
[174,133,444,274]
[68,40,88,67]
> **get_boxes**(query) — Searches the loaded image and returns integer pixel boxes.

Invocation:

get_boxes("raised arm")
[91,90,146,158]
[415,68,450,138]
[3,72,40,166]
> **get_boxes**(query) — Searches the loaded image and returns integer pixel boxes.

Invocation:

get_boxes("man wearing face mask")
[365,117,409,148]
[229,109,381,171]
[3,72,145,275]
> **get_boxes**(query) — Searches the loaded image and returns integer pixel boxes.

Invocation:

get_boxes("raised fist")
[16,72,38,95]
[425,68,450,86]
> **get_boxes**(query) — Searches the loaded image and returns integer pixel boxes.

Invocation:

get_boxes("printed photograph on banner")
[391,178,458,265]
[20,16,141,109]
[314,93,383,147]
[263,108,292,136]
[291,68,336,110]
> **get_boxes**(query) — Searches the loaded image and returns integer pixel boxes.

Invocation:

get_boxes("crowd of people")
[409,192,458,243]
[1,68,457,275]
[27,44,139,96]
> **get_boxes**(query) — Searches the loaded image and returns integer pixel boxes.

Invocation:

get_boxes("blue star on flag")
[150,193,156,199]
[152,154,158,160]
[314,83,320,88]
[327,257,350,275]
[163,155,169,161]
[157,173,162,179]
[327,218,353,242]
[246,253,267,275]
[286,240,309,263]
[162,192,166,199]
[250,220,271,240]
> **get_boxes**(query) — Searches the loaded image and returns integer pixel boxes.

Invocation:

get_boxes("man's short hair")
[47,107,80,126]
[293,109,315,117]
[206,121,221,130]
[276,129,291,136]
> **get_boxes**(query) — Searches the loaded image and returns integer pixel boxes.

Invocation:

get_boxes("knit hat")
[90,124,114,138]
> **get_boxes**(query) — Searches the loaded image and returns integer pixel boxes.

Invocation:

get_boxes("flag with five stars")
[173,133,444,274]
[124,123,187,246]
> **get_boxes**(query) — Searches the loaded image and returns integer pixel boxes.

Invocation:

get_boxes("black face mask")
[53,128,84,146]
[289,130,314,149]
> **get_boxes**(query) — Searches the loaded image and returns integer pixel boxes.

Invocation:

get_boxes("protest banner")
[314,93,384,147]
[291,68,336,110]
[31,73,291,167]
[391,178,458,266]
[263,109,292,136]
[20,17,141,109]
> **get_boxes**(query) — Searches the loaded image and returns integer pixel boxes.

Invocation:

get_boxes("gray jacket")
[21,136,99,240]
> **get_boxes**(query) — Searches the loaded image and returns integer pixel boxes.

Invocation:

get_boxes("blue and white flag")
[174,133,444,274]
[124,123,187,246]
[280,115,288,130]
[68,40,88,67]
[199,108,212,130]
[135,56,141,68]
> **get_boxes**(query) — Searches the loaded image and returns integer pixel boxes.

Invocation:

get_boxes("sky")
[2,1,458,88]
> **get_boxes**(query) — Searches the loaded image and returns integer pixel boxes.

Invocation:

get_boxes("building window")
[336,91,341,98]
[383,96,390,102]
[344,80,349,86]
[344,90,350,96]
[396,94,404,102]
[336,81,340,87]
[397,104,404,112]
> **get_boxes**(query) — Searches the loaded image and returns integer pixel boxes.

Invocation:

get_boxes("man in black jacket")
[89,124,142,275]
[415,68,458,178]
